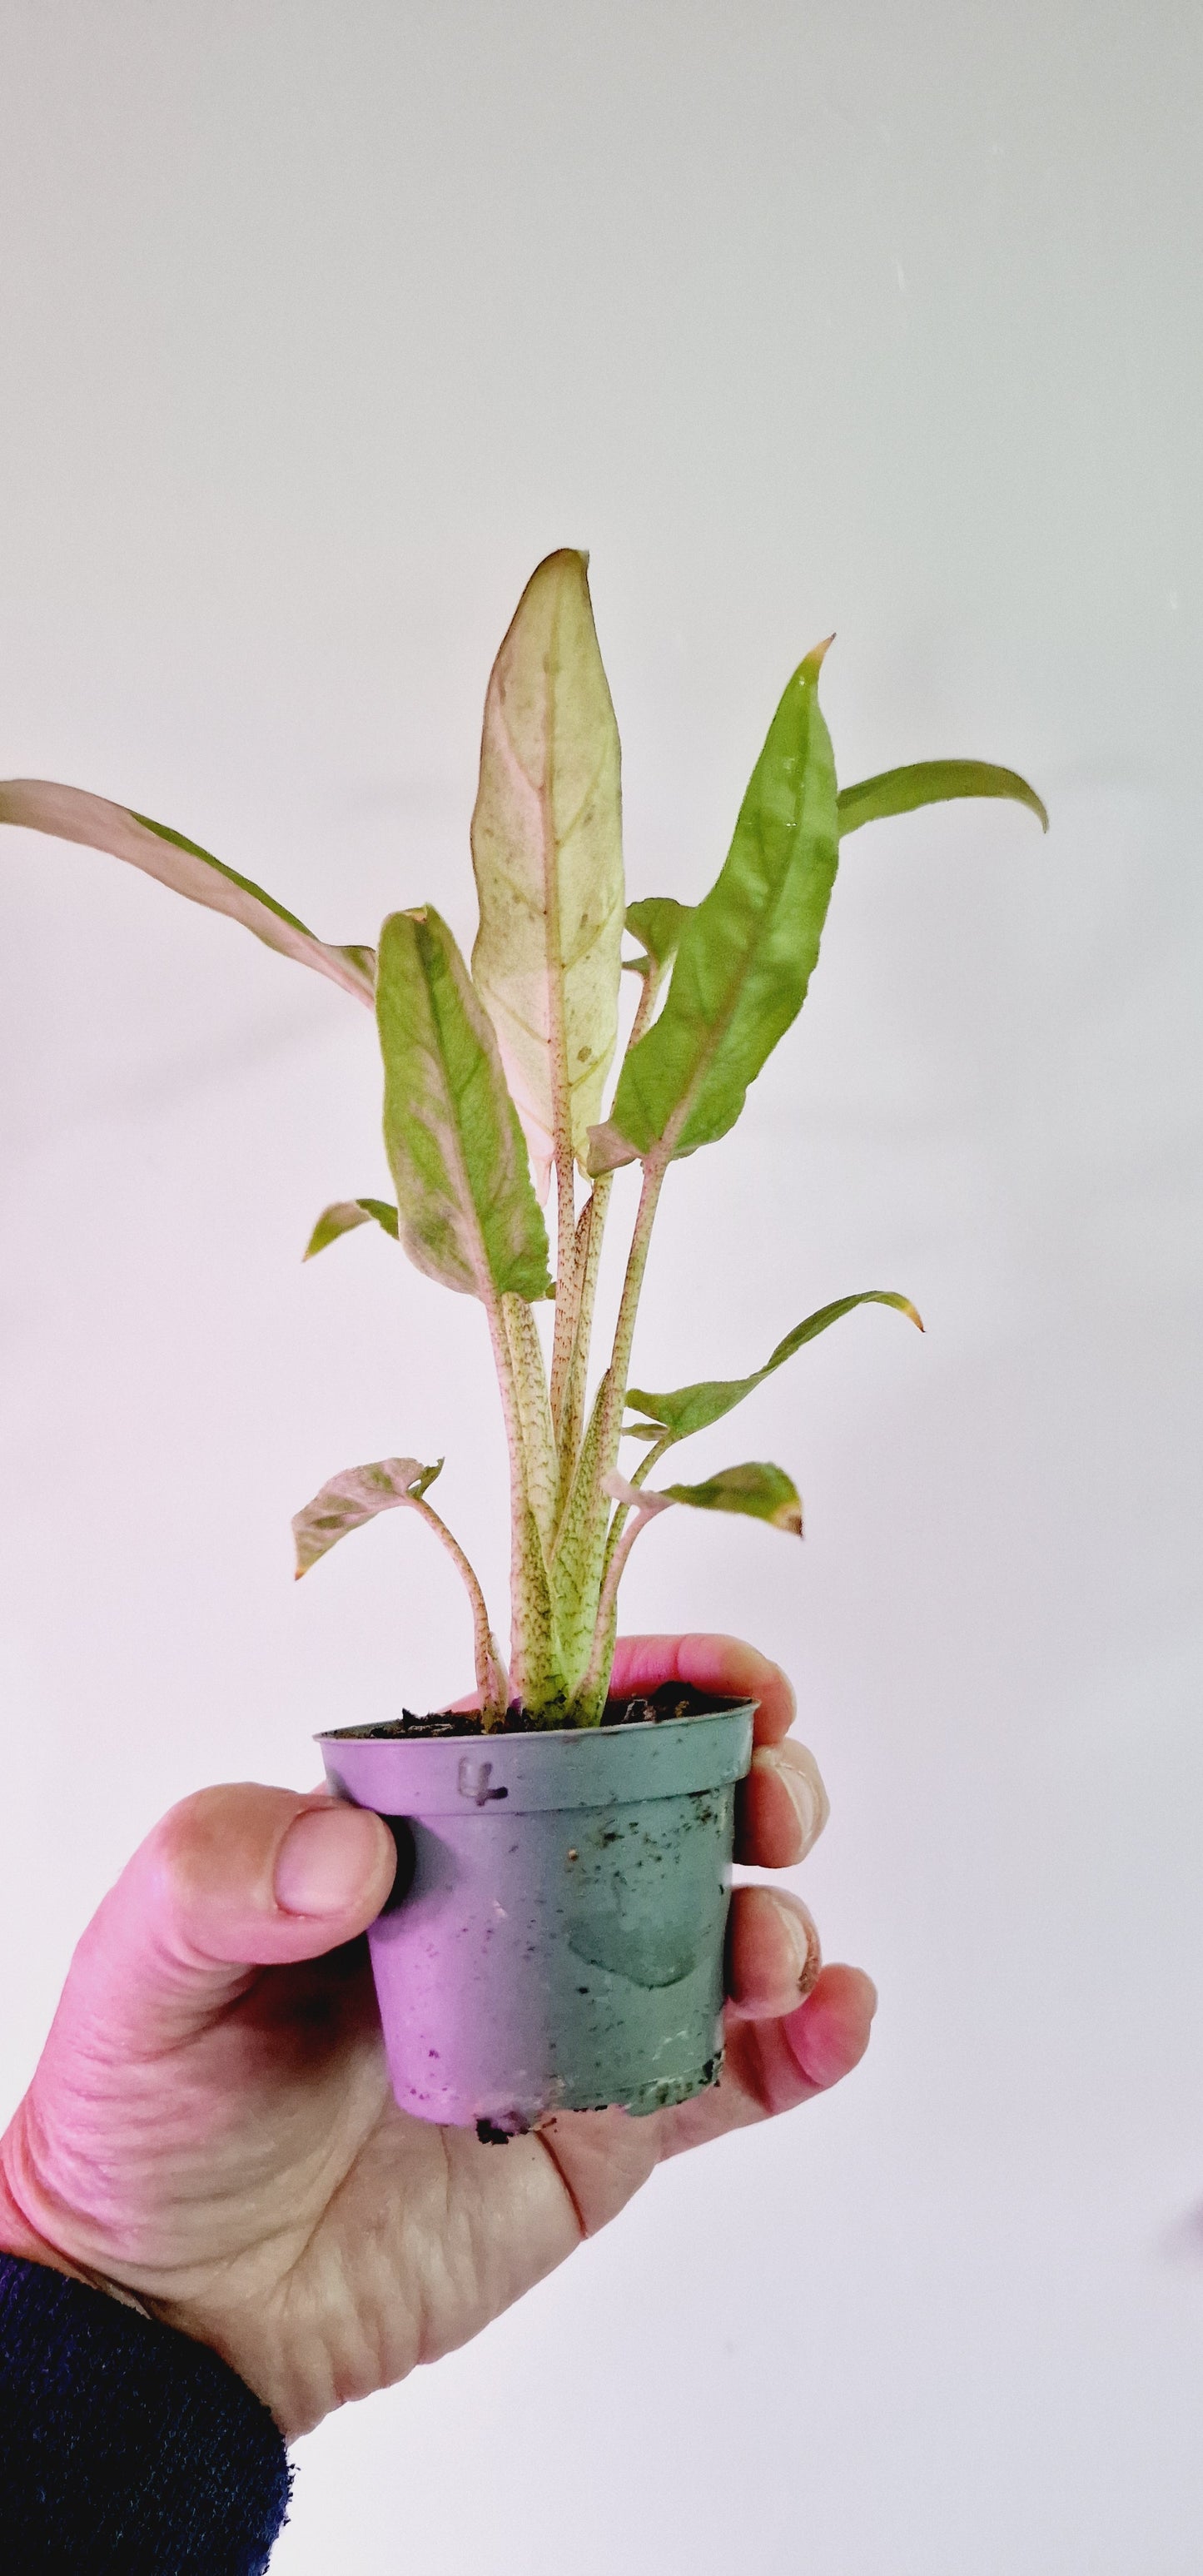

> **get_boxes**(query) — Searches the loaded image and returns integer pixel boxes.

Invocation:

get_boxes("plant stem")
[552,1176,611,1518]
[553,954,675,1714]
[594,1146,668,1494]
[586,944,690,1504]
[568,1149,669,1710]
[629,1429,674,1488]
[502,1293,558,1551]
[593,1428,674,1590]
[572,1176,611,1364]
[549,1135,579,1421]
[549,958,664,1502]
[482,1286,538,1698]
[578,1005,679,1692]
[409,1494,509,1716]
[549,1160,584,1440]
[592,1425,673,1599]
[578,1502,657,1709]
[625,955,665,1056]
[579,952,669,1478]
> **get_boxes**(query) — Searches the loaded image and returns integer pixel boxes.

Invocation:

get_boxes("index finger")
[609,1634,796,1745]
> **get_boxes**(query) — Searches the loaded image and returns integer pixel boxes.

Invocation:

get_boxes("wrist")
[0,2121,148,2314]
[0,2140,63,2269]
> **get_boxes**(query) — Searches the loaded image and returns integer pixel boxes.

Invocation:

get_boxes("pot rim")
[318,1695,757,1817]
[316,1689,756,1747]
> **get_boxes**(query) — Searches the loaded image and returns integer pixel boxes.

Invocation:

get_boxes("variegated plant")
[1,552,1046,1725]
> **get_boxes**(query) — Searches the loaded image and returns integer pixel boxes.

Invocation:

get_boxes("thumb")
[62,1785,396,2054]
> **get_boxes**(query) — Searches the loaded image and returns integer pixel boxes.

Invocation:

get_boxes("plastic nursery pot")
[318,1693,756,2138]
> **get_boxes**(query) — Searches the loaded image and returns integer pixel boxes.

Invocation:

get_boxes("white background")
[2,5,1201,2569]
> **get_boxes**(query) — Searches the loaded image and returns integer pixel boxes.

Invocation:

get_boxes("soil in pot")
[321,1679,726,1741]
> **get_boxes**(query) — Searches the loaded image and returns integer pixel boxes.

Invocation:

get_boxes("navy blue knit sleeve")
[0,2253,291,2573]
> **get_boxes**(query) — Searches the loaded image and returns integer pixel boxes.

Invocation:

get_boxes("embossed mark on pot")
[457,1757,509,1805]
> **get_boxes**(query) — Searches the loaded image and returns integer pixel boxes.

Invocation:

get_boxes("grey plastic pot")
[319,1698,755,2136]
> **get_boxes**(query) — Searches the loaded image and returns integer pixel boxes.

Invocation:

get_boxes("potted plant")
[0,551,1045,2139]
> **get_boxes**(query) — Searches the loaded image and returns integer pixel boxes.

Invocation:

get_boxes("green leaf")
[627,1290,923,1440]
[624,896,693,972]
[838,759,1047,840]
[376,907,553,1301]
[470,550,625,1193]
[293,1455,443,1577]
[589,641,839,1172]
[661,1460,803,1535]
[0,780,376,1003]
[303,1198,400,1260]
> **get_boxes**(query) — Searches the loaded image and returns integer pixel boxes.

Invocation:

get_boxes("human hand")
[0,1636,875,2439]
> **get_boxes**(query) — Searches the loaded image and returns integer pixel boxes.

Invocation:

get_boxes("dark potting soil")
[321,1681,730,1742]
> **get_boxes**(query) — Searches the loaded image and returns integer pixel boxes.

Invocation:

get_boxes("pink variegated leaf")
[0,780,375,1004]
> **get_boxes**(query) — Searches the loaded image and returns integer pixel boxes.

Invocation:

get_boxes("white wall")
[2,5,1200,2569]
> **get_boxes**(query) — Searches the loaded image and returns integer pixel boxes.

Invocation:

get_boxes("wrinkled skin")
[0,1636,875,2439]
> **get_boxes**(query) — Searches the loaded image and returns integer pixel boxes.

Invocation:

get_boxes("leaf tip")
[409,1456,445,1501]
[528,544,591,593]
[301,1216,333,1262]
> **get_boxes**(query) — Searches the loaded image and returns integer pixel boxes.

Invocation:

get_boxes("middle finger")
[736,1736,829,1867]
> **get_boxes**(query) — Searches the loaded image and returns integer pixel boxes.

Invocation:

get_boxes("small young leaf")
[303,1199,400,1260]
[661,1460,803,1535]
[589,642,838,1173]
[0,781,376,1003]
[838,759,1048,839]
[470,550,625,1193]
[293,1455,443,1577]
[627,1290,923,1440]
[624,896,693,969]
[376,907,553,1301]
